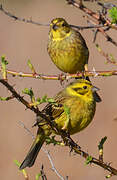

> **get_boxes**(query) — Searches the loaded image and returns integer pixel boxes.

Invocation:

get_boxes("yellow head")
[49,18,71,40]
[66,79,99,102]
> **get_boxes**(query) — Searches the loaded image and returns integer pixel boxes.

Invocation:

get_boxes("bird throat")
[51,29,71,41]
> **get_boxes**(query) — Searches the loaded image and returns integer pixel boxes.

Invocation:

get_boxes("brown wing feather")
[38,90,69,123]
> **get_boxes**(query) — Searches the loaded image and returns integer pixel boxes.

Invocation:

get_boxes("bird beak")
[53,24,58,30]
[92,86,100,92]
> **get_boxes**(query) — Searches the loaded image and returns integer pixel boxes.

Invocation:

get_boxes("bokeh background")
[0,0,117,179]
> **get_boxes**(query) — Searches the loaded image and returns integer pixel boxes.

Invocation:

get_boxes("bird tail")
[19,133,46,170]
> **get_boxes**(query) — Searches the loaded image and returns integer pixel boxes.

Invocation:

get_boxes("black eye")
[62,22,66,27]
[83,86,87,89]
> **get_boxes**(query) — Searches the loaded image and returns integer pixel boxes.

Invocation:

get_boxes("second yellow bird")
[47,18,89,74]
[19,79,100,169]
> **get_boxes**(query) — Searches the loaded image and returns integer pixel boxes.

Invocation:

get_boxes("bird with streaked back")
[47,18,101,103]
[19,79,100,170]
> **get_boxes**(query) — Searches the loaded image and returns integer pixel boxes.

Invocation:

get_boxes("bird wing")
[37,89,70,124]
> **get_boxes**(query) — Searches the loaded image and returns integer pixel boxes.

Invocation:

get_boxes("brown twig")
[1,66,117,80]
[43,149,66,180]
[0,79,57,133]
[66,0,113,26]
[0,4,49,27]
[66,0,117,46]
[64,137,117,176]
[40,165,48,180]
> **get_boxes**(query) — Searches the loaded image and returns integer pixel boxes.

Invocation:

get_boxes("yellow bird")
[19,79,100,169]
[47,18,89,74]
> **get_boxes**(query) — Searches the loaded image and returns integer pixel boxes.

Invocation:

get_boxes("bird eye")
[83,86,87,89]
[62,22,66,27]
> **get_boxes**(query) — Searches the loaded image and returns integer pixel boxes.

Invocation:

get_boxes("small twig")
[66,0,117,46]
[18,121,35,140]
[0,4,49,27]
[98,136,107,162]
[70,24,104,30]
[96,44,117,65]
[40,164,48,180]
[63,137,117,176]
[43,149,66,180]
[27,60,36,75]
[14,160,29,180]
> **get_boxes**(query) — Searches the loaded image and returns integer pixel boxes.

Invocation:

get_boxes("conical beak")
[92,86,100,92]
[53,24,58,30]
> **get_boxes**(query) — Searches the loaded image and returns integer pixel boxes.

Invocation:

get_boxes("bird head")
[66,79,99,102]
[49,18,71,40]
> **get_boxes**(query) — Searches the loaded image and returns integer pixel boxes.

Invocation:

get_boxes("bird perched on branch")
[19,79,100,169]
[47,18,89,74]
[47,18,101,102]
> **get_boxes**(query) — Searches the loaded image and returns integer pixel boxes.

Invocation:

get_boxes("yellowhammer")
[47,18,89,74]
[19,79,100,169]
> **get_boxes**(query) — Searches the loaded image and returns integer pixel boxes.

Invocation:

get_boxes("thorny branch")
[0,79,117,177]
[66,0,117,46]
[0,66,117,81]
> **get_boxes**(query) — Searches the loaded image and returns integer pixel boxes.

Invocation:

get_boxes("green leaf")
[35,173,41,180]
[27,59,36,74]
[14,160,28,178]
[95,44,101,52]
[22,88,34,96]
[1,55,8,79]
[85,156,92,165]
[0,96,11,101]
[1,55,8,65]
[45,136,62,146]
[14,159,21,167]
[109,53,116,63]
[47,98,55,103]
[109,7,117,24]
[64,104,70,116]
[22,88,35,102]
[106,174,112,179]
[37,95,55,105]
[42,95,47,102]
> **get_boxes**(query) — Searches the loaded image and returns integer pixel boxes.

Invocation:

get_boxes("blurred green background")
[0,0,117,179]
